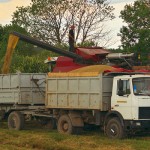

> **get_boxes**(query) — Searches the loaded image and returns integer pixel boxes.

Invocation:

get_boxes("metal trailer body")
[46,74,113,111]
[0,73,46,114]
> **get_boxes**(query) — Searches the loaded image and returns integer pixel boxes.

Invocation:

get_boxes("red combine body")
[52,47,110,72]
[52,56,85,72]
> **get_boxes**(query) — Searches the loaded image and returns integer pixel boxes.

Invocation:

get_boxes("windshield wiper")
[134,93,150,96]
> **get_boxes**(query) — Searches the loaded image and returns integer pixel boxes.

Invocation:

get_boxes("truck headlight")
[136,122,141,126]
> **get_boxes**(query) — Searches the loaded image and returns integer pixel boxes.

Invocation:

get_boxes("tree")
[0,24,30,60]
[119,0,150,57]
[77,40,97,47]
[10,51,50,73]
[12,0,114,47]
[0,25,5,42]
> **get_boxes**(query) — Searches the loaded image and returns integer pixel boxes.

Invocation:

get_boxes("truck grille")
[139,107,150,119]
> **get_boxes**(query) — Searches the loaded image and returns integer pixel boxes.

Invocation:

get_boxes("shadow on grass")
[1,120,150,140]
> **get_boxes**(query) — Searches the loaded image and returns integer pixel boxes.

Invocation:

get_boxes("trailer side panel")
[46,74,113,110]
[0,73,46,105]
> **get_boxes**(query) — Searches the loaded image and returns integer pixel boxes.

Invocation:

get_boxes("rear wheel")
[8,111,24,130]
[105,117,125,139]
[57,115,73,134]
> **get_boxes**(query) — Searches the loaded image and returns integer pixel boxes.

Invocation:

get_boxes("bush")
[10,51,51,73]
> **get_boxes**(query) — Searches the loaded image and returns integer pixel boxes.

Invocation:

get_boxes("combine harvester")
[0,32,150,139]
[2,32,142,74]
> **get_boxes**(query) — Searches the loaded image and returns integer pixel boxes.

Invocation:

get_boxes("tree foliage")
[119,0,150,55]
[9,51,50,73]
[77,40,97,47]
[12,0,114,46]
[0,24,32,60]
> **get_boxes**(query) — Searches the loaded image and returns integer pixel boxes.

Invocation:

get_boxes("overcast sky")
[110,0,134,3]
[108,0,135,48]
[0,0,135,48]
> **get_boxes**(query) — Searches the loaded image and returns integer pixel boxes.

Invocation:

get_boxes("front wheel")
[105,117,125,139]
[8,111,24,130]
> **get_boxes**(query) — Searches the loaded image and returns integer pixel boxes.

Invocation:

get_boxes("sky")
[0,0,135,48]
[0,0,31,25]
[108,0,135,48]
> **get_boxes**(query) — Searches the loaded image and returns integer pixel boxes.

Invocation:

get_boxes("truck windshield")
[133,77,150,96]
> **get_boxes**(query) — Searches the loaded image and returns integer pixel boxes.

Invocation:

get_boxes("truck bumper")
[124,120,150,132]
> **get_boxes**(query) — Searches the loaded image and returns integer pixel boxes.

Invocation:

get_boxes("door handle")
[114,104,119,107]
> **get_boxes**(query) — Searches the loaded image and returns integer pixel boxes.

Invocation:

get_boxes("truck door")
[112,79,132,120]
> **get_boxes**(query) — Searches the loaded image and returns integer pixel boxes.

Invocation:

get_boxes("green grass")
[0,121,150,150]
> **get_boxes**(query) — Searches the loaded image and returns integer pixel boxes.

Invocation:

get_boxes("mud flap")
[68,111,84,127]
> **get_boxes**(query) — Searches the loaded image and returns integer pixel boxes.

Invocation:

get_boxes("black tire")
[0,110,5,121]
[57,115,73,134]
[73,127,83,135]
[47,118,57,129]
[105,117,125,139]
[39,118,57,129]
[8,111,24,130]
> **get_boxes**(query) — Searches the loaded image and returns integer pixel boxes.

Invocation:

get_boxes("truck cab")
[107,74,150,138]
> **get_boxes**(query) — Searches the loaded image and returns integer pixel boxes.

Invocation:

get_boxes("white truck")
[0,72,150,139]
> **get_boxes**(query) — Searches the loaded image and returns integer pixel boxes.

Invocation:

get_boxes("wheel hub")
[110,125,117,136]
[63,122,69,130]
[12,116,17,128]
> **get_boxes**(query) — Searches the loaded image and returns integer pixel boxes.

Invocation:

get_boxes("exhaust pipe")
[106,53,135,59]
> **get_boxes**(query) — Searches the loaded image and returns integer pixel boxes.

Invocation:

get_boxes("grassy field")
[0,121,150,150]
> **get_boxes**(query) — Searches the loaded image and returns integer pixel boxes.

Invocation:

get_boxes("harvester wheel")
[8,111,24,130]
[57,115,73,134]
[105,117,125,139]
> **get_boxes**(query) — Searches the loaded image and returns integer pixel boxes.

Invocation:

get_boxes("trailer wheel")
[8,111,24,130]
[105,117,125,139]
[57,115,73,134]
